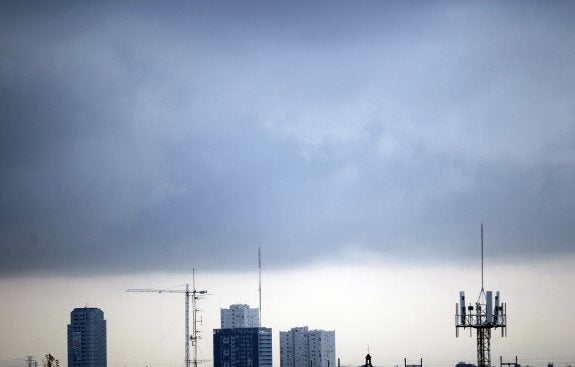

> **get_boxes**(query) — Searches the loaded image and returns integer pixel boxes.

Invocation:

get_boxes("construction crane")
[127,270,208,367]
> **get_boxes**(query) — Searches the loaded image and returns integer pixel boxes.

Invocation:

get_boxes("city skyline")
[1,1,575,367]
[1,260,574,367]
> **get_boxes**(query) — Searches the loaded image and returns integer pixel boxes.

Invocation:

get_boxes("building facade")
[67,307,107,367]
[280,327,335,367]
[221,304,260,328]
[213,327,272,367]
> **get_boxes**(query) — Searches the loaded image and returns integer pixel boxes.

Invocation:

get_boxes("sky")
[1,1,575,367]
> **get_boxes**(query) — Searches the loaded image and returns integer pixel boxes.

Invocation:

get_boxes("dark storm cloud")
[1,1,574,276]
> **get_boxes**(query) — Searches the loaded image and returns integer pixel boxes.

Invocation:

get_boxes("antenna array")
[455,224,508,367]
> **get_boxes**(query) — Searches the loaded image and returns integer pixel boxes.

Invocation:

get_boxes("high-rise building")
[67,307,107,367]
[221,304,260,328]
[213,327,272,367]
[280,327,335,367]
[214,304,271,367]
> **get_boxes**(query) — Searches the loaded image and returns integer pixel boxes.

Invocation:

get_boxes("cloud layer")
[1,2,574,276]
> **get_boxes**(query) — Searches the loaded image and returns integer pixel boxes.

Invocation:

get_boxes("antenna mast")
[258,246,262,326]
[455,224,508,367]
[481,223,484,291]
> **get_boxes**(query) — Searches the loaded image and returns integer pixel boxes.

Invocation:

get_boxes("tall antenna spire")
[481,223,484,291]
[258,246,262,327]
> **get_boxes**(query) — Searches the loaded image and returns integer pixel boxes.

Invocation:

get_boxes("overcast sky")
[2,2,575,366]
[2,1,574,276]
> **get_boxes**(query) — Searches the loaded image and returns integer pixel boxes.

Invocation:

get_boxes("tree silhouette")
[43,354,59,367]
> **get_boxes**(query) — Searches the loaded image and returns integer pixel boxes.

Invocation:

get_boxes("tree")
[43,354,59,367]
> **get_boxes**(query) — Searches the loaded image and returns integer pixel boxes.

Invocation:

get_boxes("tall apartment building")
[280,327,335,367]
[221,304,259,328]
[213,304,271,367]
[67,307,107,367]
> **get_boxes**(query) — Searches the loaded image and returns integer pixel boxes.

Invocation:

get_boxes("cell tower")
[455,224,507,367]
[127,269,208,367]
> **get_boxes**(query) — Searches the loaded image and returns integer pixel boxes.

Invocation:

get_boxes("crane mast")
[127,270,208,367]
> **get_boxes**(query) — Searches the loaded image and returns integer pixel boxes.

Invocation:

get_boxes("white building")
[280,326,335,367]
[220,304,260,328]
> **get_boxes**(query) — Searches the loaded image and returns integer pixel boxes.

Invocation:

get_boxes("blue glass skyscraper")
[67,307,107,367]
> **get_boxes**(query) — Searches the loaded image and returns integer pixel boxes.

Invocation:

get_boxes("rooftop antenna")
[404,358,423,367]
[127,269,209,367]
[455,224,508,367]
[258,246,262,326]
[481,223,484,292]
[500,356,519,367]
